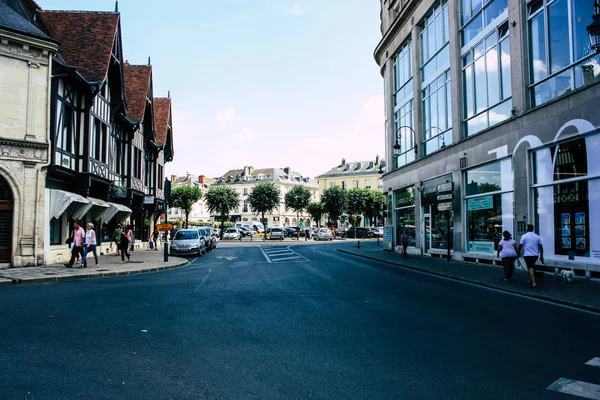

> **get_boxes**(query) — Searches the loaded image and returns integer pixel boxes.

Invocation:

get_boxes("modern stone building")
[0,0,58,266]
[375,0,600,275]
[212,166,319,228]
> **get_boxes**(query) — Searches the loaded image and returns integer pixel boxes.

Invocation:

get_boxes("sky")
[40,0,385,179]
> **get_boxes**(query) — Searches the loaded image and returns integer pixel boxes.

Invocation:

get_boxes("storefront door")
[423,212,431,253]
[0,176,14,263]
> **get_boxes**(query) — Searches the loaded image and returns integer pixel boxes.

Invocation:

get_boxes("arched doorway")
[0,175,14,263]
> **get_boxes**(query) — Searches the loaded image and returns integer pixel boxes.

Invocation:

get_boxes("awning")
[49,189,89,220]
[72,197,111,221]
[100,202,132,224]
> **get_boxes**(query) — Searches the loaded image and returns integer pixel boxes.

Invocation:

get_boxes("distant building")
[167,174,215,224]
[212,166,319,228]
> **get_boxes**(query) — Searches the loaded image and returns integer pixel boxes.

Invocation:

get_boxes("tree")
[284,185,311,240]
[170,185,203,228]
[204,186,240,238]
[306,202,324,228]
[321,186,348,227]
[363,190,387,226]
[247,182,281,241]
[346,188,368,226]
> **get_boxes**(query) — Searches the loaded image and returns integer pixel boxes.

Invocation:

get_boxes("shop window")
[50,217,63,245]
[465,159,513,253]
[421,176,454,251]
[394,186,416,246]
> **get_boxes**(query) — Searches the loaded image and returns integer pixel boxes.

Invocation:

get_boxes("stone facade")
[0,25,57,266]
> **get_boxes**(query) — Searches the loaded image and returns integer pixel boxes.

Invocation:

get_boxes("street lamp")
[393,126,418,159]
[588,0,600,53]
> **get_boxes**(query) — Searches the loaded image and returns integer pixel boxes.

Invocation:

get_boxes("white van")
[235,221,265,233]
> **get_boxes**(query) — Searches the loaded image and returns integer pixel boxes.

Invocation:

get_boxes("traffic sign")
[437,193,453,201]
[437,182,453,193]
[156,223,173,231]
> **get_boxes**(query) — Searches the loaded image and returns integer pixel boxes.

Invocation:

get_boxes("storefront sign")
[144,195,155,205]
[438,202,453,211]
[156,223,173,231]
[437,182,453,193]
[467,196,493,211]
[468,241,495,253]
[383,226,393,251]
[437,194,453,201]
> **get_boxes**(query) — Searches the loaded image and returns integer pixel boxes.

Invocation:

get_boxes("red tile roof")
[123,63,151,122]
[154,98,171,145]
[39,11,119,82]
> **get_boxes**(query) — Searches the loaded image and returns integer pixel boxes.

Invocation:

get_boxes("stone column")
[25,61,40,141]
[19,163,37,265]
[507,0,527,115]
[447,0,463,145]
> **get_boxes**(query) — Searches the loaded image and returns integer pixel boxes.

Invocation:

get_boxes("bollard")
[377,236,380,246]
[357,240,360,249]
[163,241,169,262]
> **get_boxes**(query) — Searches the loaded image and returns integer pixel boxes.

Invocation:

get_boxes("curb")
[337,249,600,315]
[0,259,190,285]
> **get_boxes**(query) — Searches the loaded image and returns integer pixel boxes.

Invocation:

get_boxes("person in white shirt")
[81,223,99,268]
[497,230,517,282]
[518,224,544,288]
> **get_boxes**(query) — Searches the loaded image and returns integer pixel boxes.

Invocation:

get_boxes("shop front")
[393,186,416,247]
[421,175,453,255]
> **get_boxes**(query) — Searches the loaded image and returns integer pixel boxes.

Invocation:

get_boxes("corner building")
[376,0,600,275]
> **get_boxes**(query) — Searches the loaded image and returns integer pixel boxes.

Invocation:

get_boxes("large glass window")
[422,71,452,154]
[394,100,415,168]
[527,0,600,107]
[462,0,508,46]
[421,1,450,81]
[394,186,416,247]
[465,159,513,253]
[393,39,415,170]
[463,23,512,136]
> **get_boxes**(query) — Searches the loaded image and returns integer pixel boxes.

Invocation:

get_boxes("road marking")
[267,256,302,261]
[258,246,272,263]
[285,246,310,262]
[547,378,600,400]
[195,269,212,292]
[191,258,198,263]
[586,358,600,367]
[263,249,290,254]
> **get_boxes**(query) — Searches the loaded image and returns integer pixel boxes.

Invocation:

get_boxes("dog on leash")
[560,269,575,283]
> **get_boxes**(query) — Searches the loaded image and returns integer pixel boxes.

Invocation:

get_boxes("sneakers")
[64,263,71,268]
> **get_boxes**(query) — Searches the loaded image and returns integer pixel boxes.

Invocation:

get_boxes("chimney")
[199,175,205,184]
[375,154,380,165]
[187,173,192,183]
[171,175,177,183]
[249,166,254,175]
[341,158,346,166]
[243,166,250,176]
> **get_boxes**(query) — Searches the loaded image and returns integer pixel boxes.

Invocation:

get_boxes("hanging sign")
[437,183,453,193]
[437,193,453,201]
[438,202,453,211]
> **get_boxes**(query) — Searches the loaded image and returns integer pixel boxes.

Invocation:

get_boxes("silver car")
[269,227,285,240]
[313,228,333,241]
[170,229,205,256]
[223,228,241,240]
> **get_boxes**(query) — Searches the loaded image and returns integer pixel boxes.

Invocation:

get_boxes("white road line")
[586,358,600,367]
[257,246,272,263]
[547,378,600,400]
[270,256,302,262]
[286,246,310,262]
[264,249,291,254]
[194,269,211,292]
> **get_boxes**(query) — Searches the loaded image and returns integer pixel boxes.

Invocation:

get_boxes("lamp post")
[393,126,418,160]
[588,0,600,53]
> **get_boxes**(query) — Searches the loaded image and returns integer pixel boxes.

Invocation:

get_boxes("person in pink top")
[64,220,85,268]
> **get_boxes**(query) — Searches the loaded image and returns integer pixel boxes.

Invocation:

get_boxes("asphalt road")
[1,241,599,399]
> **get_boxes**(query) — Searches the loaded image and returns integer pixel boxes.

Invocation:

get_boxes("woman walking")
[81,223,99,268]
[497,230,517,282]
[119,224,132,263]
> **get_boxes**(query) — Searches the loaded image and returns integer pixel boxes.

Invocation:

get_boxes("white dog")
[561,269,575,283]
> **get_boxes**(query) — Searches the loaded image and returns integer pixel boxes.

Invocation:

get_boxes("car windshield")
[225,229,237,233]
[174,231,198,240]
[271,228,282,232]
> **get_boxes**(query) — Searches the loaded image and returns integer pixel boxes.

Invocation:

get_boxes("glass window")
[422,71,451,155]
[394,100,415,168]
[461,0,508,46]
[50,216,62,246]
[395,186,416,247]
[365,179,372,189]
[421,1,449,74]
[466,159,512,195]
[548,0,570,74]
[529,10,547,83]
[353,180,359,188]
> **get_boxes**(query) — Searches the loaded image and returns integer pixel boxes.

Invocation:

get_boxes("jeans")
[82,244,98,266]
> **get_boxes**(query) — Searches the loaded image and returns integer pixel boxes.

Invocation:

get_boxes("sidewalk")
[339,243,600,314]
[0,249,189,284]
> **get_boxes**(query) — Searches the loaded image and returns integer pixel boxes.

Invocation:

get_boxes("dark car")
[285,227,299,238]
[346,227,373,239]
[197,227,217,250]
[236,227,253,237]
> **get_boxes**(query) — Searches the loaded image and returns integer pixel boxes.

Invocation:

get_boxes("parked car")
[236,226,253,237]
[285,227,299,238]
[346,227,373,239]
[170,229,205,256]
[313,228,333,241]
[197,227,217,250]
[334,227,347,238]
[369,227,383,238]
[269,227,285,240]
[223,228,241,240]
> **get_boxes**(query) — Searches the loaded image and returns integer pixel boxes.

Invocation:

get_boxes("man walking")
[64,220,85,268]
[518,224,544,288]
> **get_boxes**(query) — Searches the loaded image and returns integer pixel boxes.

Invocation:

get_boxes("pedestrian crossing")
[258,246,309,263]
[547,357,600,399]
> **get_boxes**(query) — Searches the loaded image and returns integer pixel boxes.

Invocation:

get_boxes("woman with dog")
[497,230,517,282]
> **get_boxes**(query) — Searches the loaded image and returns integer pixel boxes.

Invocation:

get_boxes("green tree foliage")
[247,182,281,241]
[204,186,240,237]
[321,186,348,226]
[306,202,324,228]
[346,188,368,216]
[170,185,203,228]
[285,185,312,240]
[363,190,387,226]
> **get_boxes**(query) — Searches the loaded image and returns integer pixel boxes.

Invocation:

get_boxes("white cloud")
[232,128,257,140]
[216,108,238,123]
[284,2,306,16]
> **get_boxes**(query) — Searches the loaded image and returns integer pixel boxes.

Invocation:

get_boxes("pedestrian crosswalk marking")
[258,246,310,263]
[547,378,600,400]
[586,358,600,367]
[547,357,600,399]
